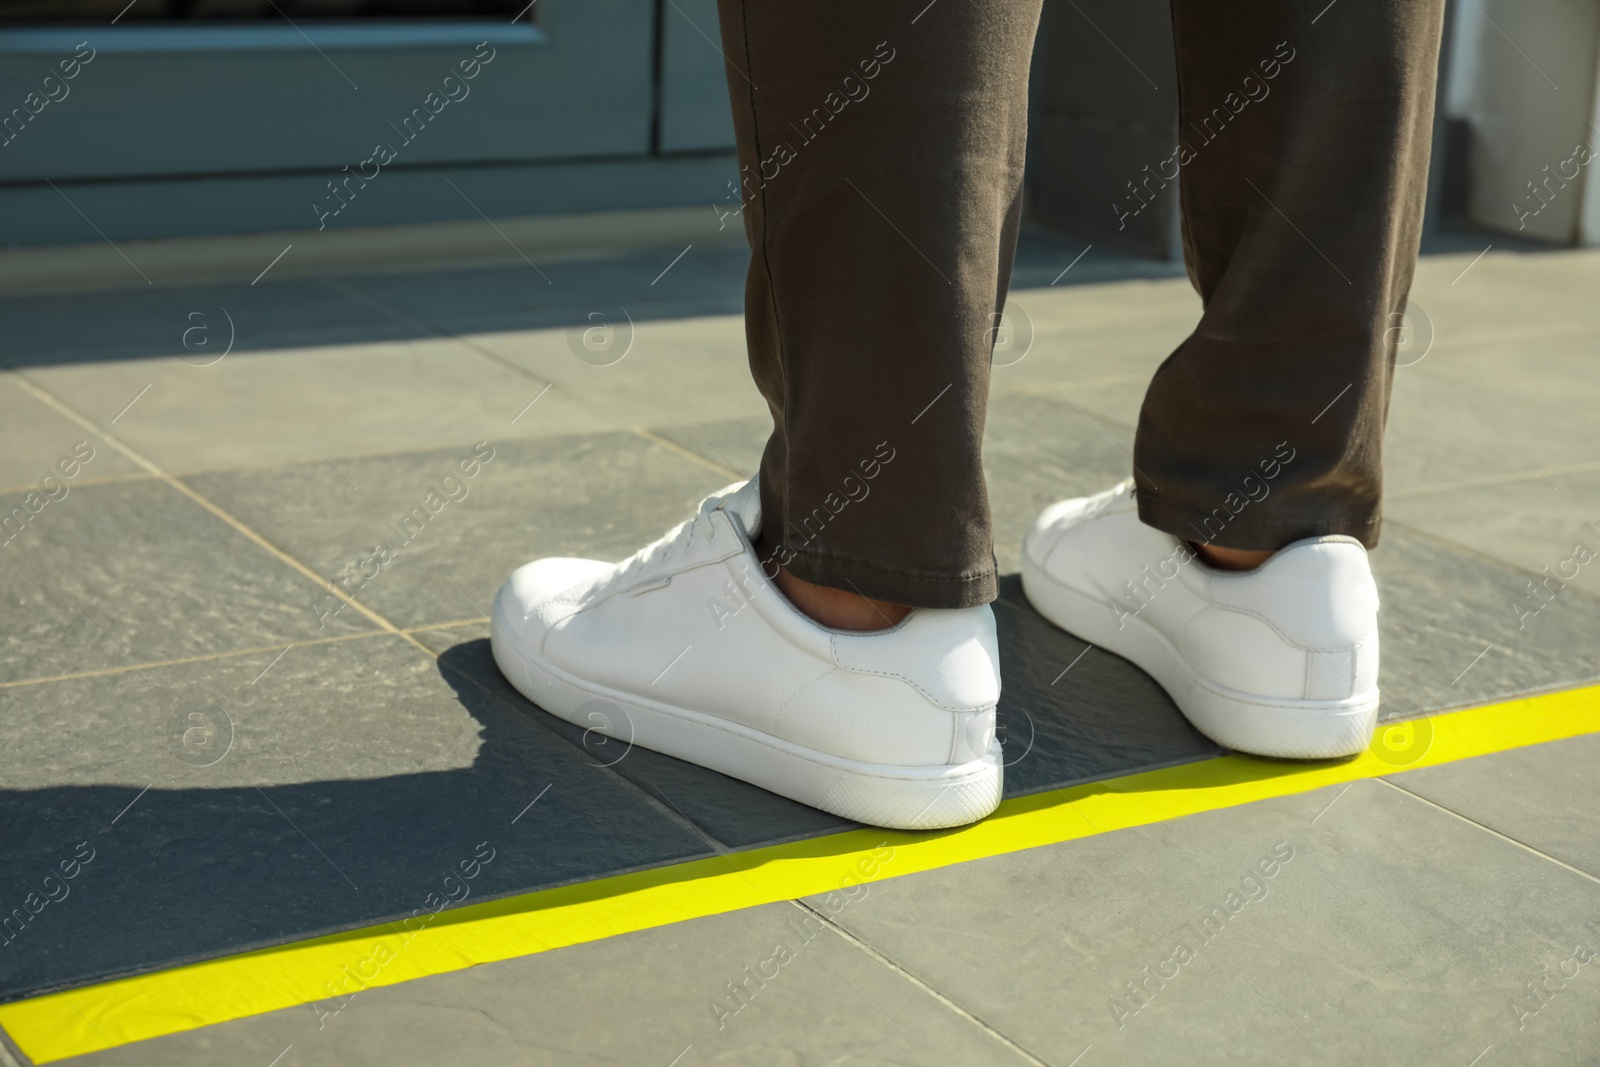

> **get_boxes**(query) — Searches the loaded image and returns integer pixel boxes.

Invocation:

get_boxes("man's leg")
[491,1,1039,828]
[715,0,1043,614]
[1022,1,1445,760]
[1136,0,1446,552]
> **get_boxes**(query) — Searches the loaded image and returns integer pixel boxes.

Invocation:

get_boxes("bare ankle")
[771,564,911,631]
[1190,542,1275,571]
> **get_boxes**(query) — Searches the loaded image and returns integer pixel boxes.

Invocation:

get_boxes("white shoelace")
[611,492,725,586]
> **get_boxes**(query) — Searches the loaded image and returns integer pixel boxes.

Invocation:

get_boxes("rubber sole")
[489,592,1003,830]
[1021,563,1377,759]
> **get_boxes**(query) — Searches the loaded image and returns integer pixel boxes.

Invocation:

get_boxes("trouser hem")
[765,522,998,609]
[1136,492,1382,551]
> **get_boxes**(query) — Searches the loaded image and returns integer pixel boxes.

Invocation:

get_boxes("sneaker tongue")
[716,477,762,537]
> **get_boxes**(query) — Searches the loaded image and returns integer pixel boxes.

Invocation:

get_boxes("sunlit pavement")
[2,232,1597,1066]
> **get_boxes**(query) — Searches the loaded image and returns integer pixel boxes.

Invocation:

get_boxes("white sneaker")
[1021,481,1380,758]
[490,479,1003,829]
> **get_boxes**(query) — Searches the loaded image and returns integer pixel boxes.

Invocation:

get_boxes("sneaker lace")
[612,491,725,585]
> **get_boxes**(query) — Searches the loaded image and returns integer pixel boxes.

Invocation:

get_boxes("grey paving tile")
[412,623,854,851]
[1404,246,1600,357]
[23,335,607,476]
[1409,327,1600,428]
[1384,347,1599,499]
[0,373,142,490]
[53,899,1030,1067]
[818,771,1600,1066]
[1370,526,1600,718]
[985,279,1197,393]
[650,415,768,483]
[1,278,422,368]
[1382,247,1600,500]
[1387,733,1600,879]
[1002,375,1153,432]
[0,478,374,684]
[340,245,750,336]
[464,315,770,439]
[1008,229,1188,290]
[1388,469,1600,600]
[0,634,710,1002]
[183,432,731,631]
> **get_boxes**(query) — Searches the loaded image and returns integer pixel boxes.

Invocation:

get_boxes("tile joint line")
[7,372,429,654]
[1376,777,1600,886]
[789,899,1055,1067]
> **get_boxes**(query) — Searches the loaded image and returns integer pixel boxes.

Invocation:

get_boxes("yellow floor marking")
[5,682,1597,1063]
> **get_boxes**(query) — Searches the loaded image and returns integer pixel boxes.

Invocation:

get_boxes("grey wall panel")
[0,0,656,184]
[657,0,735,154]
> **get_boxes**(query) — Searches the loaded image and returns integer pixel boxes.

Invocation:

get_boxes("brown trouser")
[716,0,1445,609]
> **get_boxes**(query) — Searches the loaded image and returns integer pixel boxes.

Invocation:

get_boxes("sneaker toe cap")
[1025,494,1113,566]
[1027,480,1133,548]
[496,557,613,639]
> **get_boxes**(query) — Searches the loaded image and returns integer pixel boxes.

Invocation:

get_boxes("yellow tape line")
[6,683,1598,1063]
